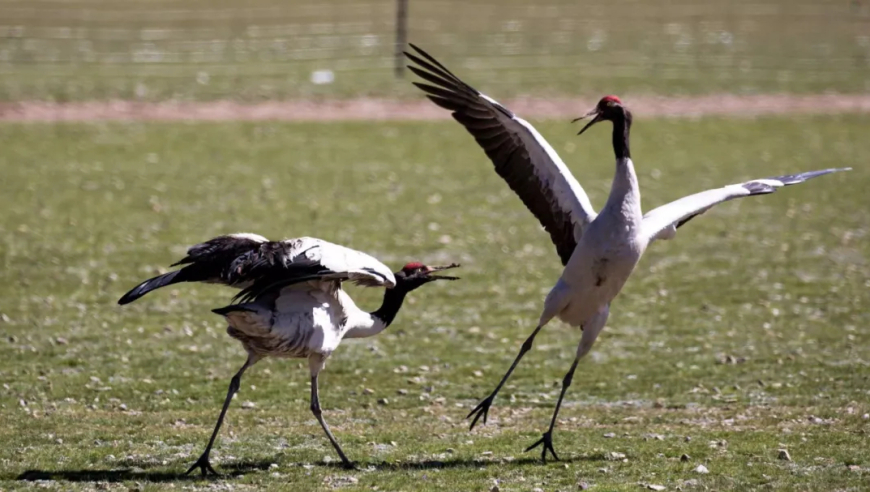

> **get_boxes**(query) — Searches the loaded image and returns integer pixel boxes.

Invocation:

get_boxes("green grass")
[2,0,870,101]
[0,116,868,491]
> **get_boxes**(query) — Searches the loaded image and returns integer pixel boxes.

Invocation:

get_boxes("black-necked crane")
[118,234,459,475]
[405,44,850,462]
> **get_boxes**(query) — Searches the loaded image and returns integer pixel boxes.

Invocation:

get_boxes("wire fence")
[1,0,869,101]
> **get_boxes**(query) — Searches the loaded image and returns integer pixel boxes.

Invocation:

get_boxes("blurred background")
[2,0,870,101]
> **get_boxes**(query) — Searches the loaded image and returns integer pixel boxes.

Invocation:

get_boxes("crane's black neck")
[611,109,632,160]
[371,286,409,327]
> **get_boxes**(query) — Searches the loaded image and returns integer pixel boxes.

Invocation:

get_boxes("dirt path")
[1,94,870,122]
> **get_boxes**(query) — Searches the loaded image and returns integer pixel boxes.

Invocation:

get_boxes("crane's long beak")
[573,108,603,136]
[423,263,461,281]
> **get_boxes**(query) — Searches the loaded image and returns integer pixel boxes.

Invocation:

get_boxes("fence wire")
[1,0,869,101]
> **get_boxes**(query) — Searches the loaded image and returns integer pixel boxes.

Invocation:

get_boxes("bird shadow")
[13,453,610,482]
[329,452,610,471]
[14,460,274,483]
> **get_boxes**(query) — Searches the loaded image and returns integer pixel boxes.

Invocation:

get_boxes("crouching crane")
[119,233,459,475]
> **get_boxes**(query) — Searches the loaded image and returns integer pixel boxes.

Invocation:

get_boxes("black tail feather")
[118,269,187,305]
[231,267,332,304]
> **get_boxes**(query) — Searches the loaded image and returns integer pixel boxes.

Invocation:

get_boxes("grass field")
[2,0,870,101]
[0,115,868,491]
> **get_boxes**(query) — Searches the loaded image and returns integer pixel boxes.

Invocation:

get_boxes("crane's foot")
[466,394,495,430]
[185,453,220,477]
[524,431,559,463]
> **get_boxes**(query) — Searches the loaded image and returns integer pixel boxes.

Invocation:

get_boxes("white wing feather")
[642,168,850,243]
[513,116,599,237]
[288,237,396,288]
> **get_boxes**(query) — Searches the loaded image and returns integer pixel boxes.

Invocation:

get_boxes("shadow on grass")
[15,460,274,483]
[14,453,610,482]
[329,452,612,471]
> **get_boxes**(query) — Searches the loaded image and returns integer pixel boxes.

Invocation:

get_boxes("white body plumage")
[548,157,644,345]
[204,236,395,360]
[221,282,390,360]
[406,43,850,459]
[118,232,459,474]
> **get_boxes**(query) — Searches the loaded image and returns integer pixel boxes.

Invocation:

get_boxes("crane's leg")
[468,286,571,430]
[466,324,544,430]
[309,355,353,469]
[526,306,609,463]
[185,354,260,477]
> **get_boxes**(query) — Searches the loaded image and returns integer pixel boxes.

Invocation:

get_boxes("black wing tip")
[116,270,183,306]
[231,290,254,304]
[675,212,702,229]
[212,305,256,316]
[407,42,428,58]
[404,44,466,87]
[231,267,335,305]
[117,292,138,305]
[404,52,423,65]
[744,166,850,196]
[768,167,852,186]
[117,283,152,305]
[806,167,852,179]
[361,267,389,283]
[404,51,436,71]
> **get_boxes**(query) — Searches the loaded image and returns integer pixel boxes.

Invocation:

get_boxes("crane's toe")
[466,395,495,430]
[184,454,220,477]
[524,431,560,463]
